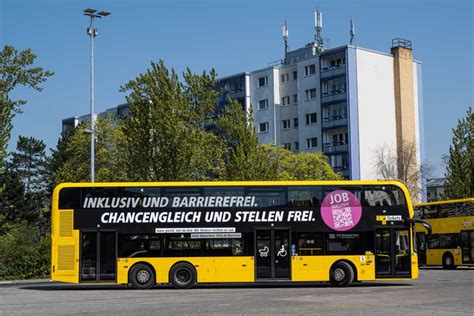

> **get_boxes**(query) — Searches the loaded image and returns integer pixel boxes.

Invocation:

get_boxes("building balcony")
[322,115,348,129]
[323,141,349,154]
[332,166,349,178]
[320,64,346,79]
[321,90,347,104]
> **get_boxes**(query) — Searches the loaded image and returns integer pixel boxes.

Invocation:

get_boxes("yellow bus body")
[51,180,419,285]
[415,198,474,267]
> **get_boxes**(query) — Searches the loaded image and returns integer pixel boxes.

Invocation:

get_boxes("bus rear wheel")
[330,261,354,287]
[442,253,456,269]
[170,262,197,289]
[130,263,155,289]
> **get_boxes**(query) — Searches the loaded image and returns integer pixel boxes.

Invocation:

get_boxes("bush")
[0,222,50,280]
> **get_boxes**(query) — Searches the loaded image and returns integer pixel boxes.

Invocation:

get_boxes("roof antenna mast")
[314,10,324,53]
[350,19,355,45]
[282,18,289,62]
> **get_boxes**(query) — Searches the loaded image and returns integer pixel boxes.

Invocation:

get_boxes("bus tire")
[442,253,456,269]
[330,261,354,287]
[169,262,197,289]
[130,263,155,289]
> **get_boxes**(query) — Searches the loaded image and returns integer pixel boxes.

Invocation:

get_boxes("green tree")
[216,100,276,180]
[216,100,340,181]
[121,60,224,181]
[45,129,73,193]
[0,222,50,280]
[0,45,54,170]
[0,168,25,227]
[0,136,49,229]
[55,117,128,183]
[443,107,474,199]
[10,136,47,192]
[263,144,342,180]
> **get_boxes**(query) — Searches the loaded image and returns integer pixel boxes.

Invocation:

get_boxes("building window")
[306,137,318,149]
[258,99,268,110]
[258,122,269,133]
[293,94,298,104]
[281,73,290,83]
[304,64,316,76]
[258,76,268,87]
[294,141,299,151]
[305,88,317,100]
[305,113,317,125]
[282,119,291,130]
[281,96,290,106]
[293,117,298,127]
[330,57,345,68]
[293,71,298,80]
[283,143,291,150]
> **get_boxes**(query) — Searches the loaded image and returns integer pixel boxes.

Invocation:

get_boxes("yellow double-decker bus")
[51,180,430,289]
[415,198,474,268]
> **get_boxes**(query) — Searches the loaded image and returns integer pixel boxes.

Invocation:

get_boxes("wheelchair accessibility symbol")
[277,245,287,257]
[259,246,269,257]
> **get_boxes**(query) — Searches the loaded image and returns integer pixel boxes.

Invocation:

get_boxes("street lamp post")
[83,8,110,182]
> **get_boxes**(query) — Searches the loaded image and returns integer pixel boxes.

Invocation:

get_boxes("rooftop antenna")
[314,10,324,53]
[350,19,355,45]
[282,19,289,62]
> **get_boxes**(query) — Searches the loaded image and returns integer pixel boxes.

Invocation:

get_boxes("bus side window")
[163,234,202,257]
[288,187,322,207]
[296,232,323,255]
[59,188,82,209]
[245,188,286,207]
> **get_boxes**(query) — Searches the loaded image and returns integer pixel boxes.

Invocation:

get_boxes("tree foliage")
[0,45,53,169]
[0,136,49,232]
[216,100,276,180]
[0,222,50,280]
[121,60,224,181]
[443,107,474,199]
[263,145,342,181]
[54,117,128,183]
[10,136,47,192]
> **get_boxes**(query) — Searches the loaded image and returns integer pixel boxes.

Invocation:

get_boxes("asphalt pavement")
[0,267,472,315]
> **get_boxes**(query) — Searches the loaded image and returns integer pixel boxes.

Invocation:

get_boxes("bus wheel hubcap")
[334,268,345,281]
[137,270,150,284]
[176,269,191,284]
[446,257,451,265]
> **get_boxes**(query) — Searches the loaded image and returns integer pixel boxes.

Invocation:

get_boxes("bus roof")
[54,180,409,192]
[415,198,474,207]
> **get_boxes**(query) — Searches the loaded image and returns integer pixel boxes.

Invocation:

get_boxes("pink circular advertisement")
[321,190,362,231]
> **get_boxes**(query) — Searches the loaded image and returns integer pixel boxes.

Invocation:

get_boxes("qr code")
[332,207,353,228]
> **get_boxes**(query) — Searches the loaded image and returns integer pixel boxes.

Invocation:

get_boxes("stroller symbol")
[259,246,269,257]
[277,245,287,257]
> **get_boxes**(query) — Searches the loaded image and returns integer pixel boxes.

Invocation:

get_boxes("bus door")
[255,229,290,280]
[375,228,411,278]
[80,232,117,282]
[415,232,427,265]
[460,231,474,264]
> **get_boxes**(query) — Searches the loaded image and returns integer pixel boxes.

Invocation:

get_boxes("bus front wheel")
[442,253,456,269]
[130,263,156,289]
[170,262,197,289]
[330,261,354,287]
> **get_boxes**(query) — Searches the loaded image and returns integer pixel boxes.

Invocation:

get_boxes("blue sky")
[1,0,473,177]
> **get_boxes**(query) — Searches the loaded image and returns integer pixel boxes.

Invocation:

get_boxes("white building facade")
[248,39,424,180]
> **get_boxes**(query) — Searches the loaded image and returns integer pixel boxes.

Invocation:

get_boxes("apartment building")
[249,39,424,180]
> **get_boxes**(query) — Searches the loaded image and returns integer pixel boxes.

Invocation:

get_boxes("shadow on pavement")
[21,281,411,291]
[420,266,474,271]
